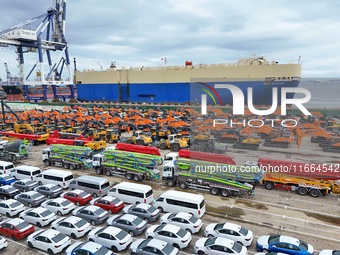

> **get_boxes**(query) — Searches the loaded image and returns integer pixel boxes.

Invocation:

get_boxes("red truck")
[178,149,236,165]
[115,142,161,156]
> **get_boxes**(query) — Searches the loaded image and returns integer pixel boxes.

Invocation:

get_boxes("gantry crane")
[0,0,76,102]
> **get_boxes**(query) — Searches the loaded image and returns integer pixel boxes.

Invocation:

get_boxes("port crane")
[0,0,76,102]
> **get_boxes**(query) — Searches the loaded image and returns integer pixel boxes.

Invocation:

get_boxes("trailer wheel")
[63,164,69,169]
[309,189,320,198]
[179,182,188,189]
[210,187,219,195]
[137,140,144,145]
[264,182,274,190]
[126,173,133,180]
[70,164,75,170]
[167,180,175,187]
[44,160,51,166]
[221,189,231,197]
[11,154,17,161]
[96,169,102,175]
[105,170,111,176]
[297,187,308,196]
[134,175,141,182]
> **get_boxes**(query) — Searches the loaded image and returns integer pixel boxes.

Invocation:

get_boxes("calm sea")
[296,78,340,109]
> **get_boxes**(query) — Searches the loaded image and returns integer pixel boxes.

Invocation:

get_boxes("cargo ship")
[75,55,302,105]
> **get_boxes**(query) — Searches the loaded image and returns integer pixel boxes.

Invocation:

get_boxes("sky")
[1,0,340,80]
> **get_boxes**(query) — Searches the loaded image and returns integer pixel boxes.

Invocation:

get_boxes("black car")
[0,185,20,200]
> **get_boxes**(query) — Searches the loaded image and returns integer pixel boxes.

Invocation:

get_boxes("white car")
[19,207,56,227]
[319,250,340,255]
[129,238,179,255]
[160,212,202,233]
[88,226,132,252]
[0,236,8,250]
[145,224,192,249]
[65,241,114,255]
[41,197,75,216]
[51,216,91,239]
[204,222,253,246]
[27,229,71,255]
[194,237,248,255]
[0,199,25,217]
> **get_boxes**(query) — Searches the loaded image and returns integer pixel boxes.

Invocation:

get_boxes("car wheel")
[38,181,42,186]
[91,220,96,226]
[23,188,28,192]
[93,193,98,198]
[147,236,153,239]
[262,249,268,252]
[208,234,214,238]
[27,241,34,249]
[51,227,56,230]
[71,233,77,239]
[3,196,7,200]
[144,218,149,223]
[36,222,42,228]
[108,210,112,214]
[6,212,11,217]
[157,207,163,213]
[89,238,94,242]
[129,231,135,237]
[198,251,205,255]
[111,246,118,252]
[28,203,33,208]
[12,235,17,241]
[57,211,62,216]
[47,194,51,199]
[47,248,55,255]
[173,243,180,249]
[186,229,192,234]
[76,202,80,206]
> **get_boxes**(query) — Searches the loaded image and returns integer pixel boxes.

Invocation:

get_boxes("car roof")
[40,229,63,239]
[62,216,83,224]
[52,197,68,203]
[70,189,86,195]
[100,226,122,235]
[84,205,100,212]
[213,237,234,247]
[146,239,168,249]
[220,222,241,232]
[172,212,193,220]
[79,242,105,252]
[31,207,49,214]
[99,196,115,202]
[279,235,300,245]
[119,214,138,221]
[41,184,59,188]
[159,224,181,232]
[0,199,18,205]
[17,179,33,183]
[134,203,151,210]
[22,191,39,196]
[1,185,15,190]
[6,218,25,226]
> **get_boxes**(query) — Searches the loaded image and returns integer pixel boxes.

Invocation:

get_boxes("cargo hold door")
[118,69,129,102]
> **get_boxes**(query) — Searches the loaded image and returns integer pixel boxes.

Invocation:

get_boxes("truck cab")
[163,152,179,162]
[162,162,177,186]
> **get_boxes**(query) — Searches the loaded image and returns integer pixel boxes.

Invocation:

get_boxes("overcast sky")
[1,0,340,80]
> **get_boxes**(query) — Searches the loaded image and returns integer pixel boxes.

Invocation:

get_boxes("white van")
[69,175,110,197]
[108,182,153,204]
[36,169,74,189]
[0,161,15,175]
[10,165,42,180]
[153,190,206,218]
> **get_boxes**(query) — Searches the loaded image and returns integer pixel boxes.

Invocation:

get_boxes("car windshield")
[112,198,121,204]
[31,193,43,199]
[189,214,199,223]
[80,192,88,197]
[75,219,88,228]
[268,235,280,244]
[41,210,52,217]
[94,246,110,255]
[132,217,143,225]
[213,223,224,230]
[162,243,175,255]
[177,228,187,238]
[65,175,74,181]
[61,200,71,207]
[146,189,153,198]
[333,251,340,255]
[232,242,243,253]
[52,233,66,243]
[116,230,128,240]
[299,240,308,251]
[239,227,248,236]
[16,221,30,230]
[147,206,156,213]
[205,237,218,246]
[51,186,61,191]
[95,208,105,215]
[10,201,22,208]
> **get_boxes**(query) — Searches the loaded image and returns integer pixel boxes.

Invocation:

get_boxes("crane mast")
[0,0,76,102]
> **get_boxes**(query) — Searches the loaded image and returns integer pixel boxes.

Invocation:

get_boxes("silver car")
[14,191,46,208]
[34,184,63,199]
[123,203,160,223]
[107,214,147,237]
[12,179,39,192]
[72,205,109,226]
